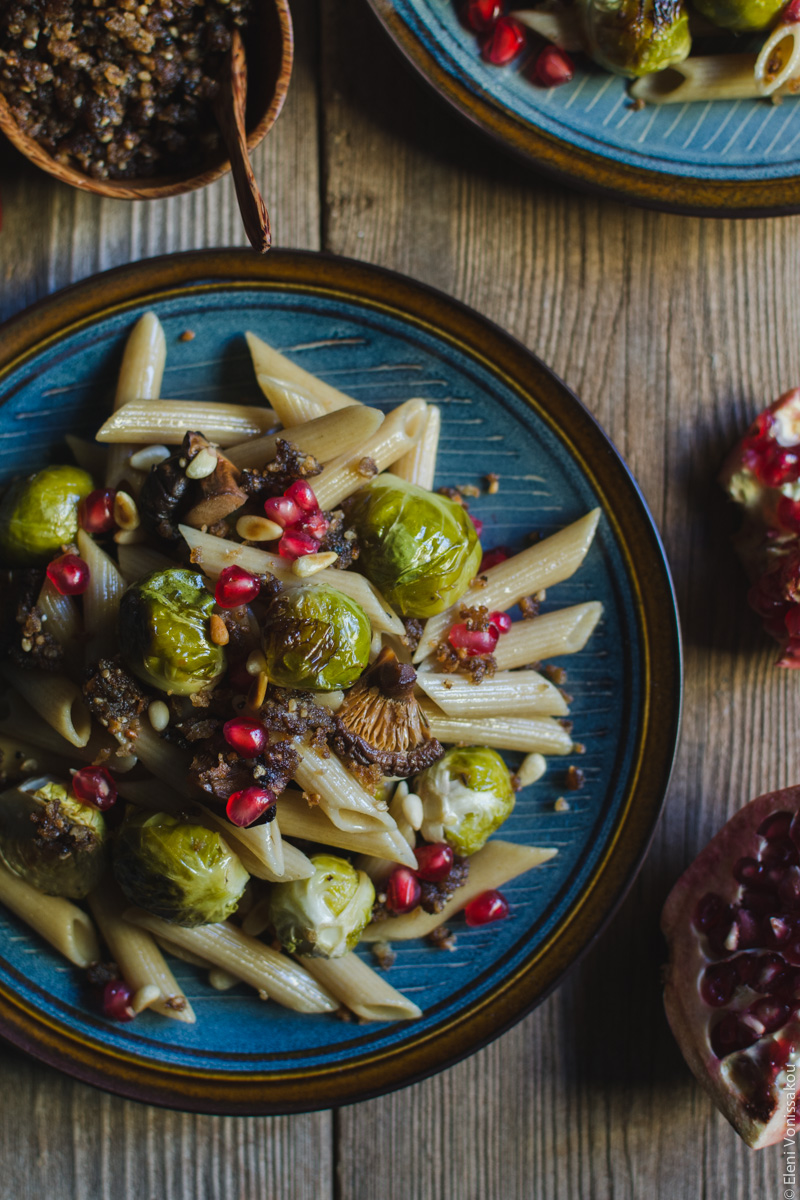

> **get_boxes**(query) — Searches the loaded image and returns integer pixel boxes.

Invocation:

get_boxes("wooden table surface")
[1,2,797,1195]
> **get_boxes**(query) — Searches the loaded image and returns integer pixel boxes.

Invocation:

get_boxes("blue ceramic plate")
[0,251,681,1112]
[366,0,800,215]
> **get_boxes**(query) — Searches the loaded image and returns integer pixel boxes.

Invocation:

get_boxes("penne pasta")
[415,669,569,718]
[106,312,166,489]
[513,8,583,49]
[300,952,422,1021]
[311,399,428,511]
[132,724,194,793]
[492,602,603,671]
[293,740,397,835]
[630,54,763,103]
[0,860,100,966]
[361,840,558,941]
[36,579,82,676]
[96,398,278,446]
[77,530,127,663]
[414,509,601,662]
[226,405,385,469]
[277,789,417,868]
[245,331,361,426]
[125,908,339,1014]
[0,695,137,771]
[420,704,574,754]
[116,542,176,584]
[391,403,441,491]
[756,21,800,94]
[1,665,91,747]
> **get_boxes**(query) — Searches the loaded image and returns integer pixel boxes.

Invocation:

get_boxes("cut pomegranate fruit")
[72,765,117,811]
[46,553,90,596]
[385,867,422,914]
[214,565,261,608]
[481,16,525,64]
[79,488,117,535]
[414,842,455,882]
[223,717,268,758]
[662,784,800,1148]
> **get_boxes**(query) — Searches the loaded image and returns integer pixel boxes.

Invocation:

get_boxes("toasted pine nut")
[113,527,147,545]
[401,791,424,831]
[209,614,229,645]
[315,689,344,711]
[114,490,140,531]
[148,700,170,732]
[554,796,570,812]
[129,444,171,471]
[290,551,339,577]
[185,447,219,479]
[246,649,268,676]
[236,515,283,542]
[248,671,268,709]
[516,753,546,787]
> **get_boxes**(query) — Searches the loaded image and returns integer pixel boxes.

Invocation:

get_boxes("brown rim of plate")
[0,249,682,1113]
[0,0,293,200]
[364,0,800,219]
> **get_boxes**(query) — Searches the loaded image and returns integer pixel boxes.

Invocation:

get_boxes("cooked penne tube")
[414,510,601,662]
[124,908,339,1014]
[299,952,422,1021]
[226,405,385,469]
[246,331,361,426]
[312,399,428,510]
[630,52,800,103]
[0,733,76,781]
[154,937,211,969]
[420,704,574,754]
[116,543,176,583]
[106,312,166,489]
[493,602,603,670]
[756,22,800,95]
[87,880,195,1023]
[293,741,397,834]
[361,840,558,941]
[391,404,440,490]
[97,399,278,446]
[0,860,100,966]
[415,669,568,717]
[132,724,194,792]
[0,696,136,771]
[180,526,404,635]
[36,579,82,675]
[277,789,417,867]
[1,665,91,747]
[77,530,127,663]
[513,8,583,49]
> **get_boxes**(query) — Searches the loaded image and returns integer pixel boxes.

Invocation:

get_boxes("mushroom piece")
[332,647,443,778]
[182,437,248,529]
[138,432,248,540]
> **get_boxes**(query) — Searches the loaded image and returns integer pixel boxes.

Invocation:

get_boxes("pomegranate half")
[662,785,800,1148]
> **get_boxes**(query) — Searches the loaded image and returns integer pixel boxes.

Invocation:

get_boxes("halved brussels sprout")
[0,777,108,898]
[579,0,691,76]
[262,583,372,692]
[351,474,482,618]
[692,0,782,30]
[268,852,375,957]
[416,746,515,857]
[118,568,226,696]
[113,809,249,927]
[0,466,93,566]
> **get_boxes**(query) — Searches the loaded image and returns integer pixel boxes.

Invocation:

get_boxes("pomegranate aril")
[46,553,90,596]
[72,765,117,811]
[532,44,574,87]
[740,889,780,915]
[700,961,738,1007]
[753,953,787,993]
[297,510,329,540]
[785,0,800,22]
[215,565,261,608]
[278,530,319,560]
[732,953,759,985]
[749,998,790,1034]
[735,907,762,948]
[414,842,454,882]
[284,480,319,513]
[767,915,793,946]
[778,496,800,534]
[778,865,800,907]
[464,0,503,32]
[693,892,728,932]
[465,889,509,926]
[79,488,117,534]
[481,15,525,64]
[734,856,766,887]
[448,623,499,655]
[786,606,800,638]
[760,447,800,487]
[758,811,794,840]
[469,514,484,536]
[710,1012,760,1058]
[784,937,800,965]
[386,867,421,914]
[479,546,510,573]
[223,718,268,758]
[264,496,302,528]
[226,786,276,827]
[488,610,512,634]
[761,836,799,869]
[103,981,135,1022]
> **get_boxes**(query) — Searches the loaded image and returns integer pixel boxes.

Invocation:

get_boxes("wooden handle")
[215,29,271,253]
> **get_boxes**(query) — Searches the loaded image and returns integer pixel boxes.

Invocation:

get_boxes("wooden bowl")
[0,0,293,200]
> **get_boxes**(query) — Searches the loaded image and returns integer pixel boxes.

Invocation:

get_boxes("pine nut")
[516,753,546,787]
[246,649,268,676]
[114,490,140,530]
[148,700,170,732]
[185,448,218,479]
[290,551,339,577]
[209,614,229,645]
[401,791,424,831]
[129,444,170,471]
[236,515,283,542]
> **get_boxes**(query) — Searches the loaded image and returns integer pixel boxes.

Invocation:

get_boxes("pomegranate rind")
[662,785,800,1149]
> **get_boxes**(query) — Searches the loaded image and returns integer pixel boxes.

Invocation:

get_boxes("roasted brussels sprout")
[268,853,375,957]
[262,583,372,692]
[118,568,226,696]
[692,0,782,30]
[0,466,93,566]
[578,0,691,76]
[113,809,249,927]
[351,474,482,618]
[416,746,515,857]
[0,777,108,898]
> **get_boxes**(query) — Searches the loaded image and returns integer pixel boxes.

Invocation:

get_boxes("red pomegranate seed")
[464,0,503,32]
[752,952,787,993]
[385,867,421,914]
[734,856,765,887]
[482,15,525,64]
[700,961,738,1007]
[448,623,499,655]
[693,892,728,932]
[758,810,793,840]
[297,510,330,540]
[414,842,454,882]
[786,606,800,638]
[284,480,319,513]
[226,786,277,827]
[749,997,790,1033]
[785,0,800,22]
[778,496,800,534]
[710,1012,759,1058]
[78,488,117,534]
[72,765,117,811]
[532,45,574,87]
[464,889,509,926]
[264,496,302,528]
[103,981,135,1022]
[278,530,319,560]
[479,546,510,573]
[761,446,800,488]
[223,718,268,757]
[46,553,90,596]
[469,513,484,536]
[215,565,261,608]
[489,610,512,634]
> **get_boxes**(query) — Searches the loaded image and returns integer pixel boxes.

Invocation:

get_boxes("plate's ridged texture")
[0,251,681,1112]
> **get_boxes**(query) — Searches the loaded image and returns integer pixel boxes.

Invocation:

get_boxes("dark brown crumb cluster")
[188,734,299,805]
[564,765,585,791]
[317,509,360,570]
[0,569,64,671]
[31,796,99,856]
[255,686,336,747]
[0,0,251,181]
[518,595,540,620]
[434,604,497,684]
[401,617,423,652]
[82,656,148,745]
[86,960,120,989]
[425,925,456,951]
[371,855,469,922]
[138,431,246,542]
[240,440,322,501]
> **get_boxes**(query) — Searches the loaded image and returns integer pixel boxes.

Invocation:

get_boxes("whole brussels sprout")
[579,0,691,76]
[262,583,371,692]
[0,465,93,566]
[113,809,249,927]
[692,0,782,31]
[269,853,375,958]
[0,777,108,899]
[351,474,482,618]
[118,568,226,696]
[416,746,515,857]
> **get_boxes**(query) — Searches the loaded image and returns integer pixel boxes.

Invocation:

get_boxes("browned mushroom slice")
[332,648,443,778]
[183,440,248,529]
